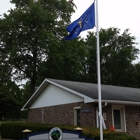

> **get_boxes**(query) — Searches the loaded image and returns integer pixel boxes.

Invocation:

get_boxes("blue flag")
[65,3,95,40]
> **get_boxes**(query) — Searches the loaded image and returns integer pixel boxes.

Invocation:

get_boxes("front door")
[112,105,126,132]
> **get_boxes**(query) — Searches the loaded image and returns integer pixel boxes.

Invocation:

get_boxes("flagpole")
[95,0,103,140]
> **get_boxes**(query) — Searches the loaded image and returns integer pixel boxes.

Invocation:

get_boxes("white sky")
[72,0,140,63]
[0,0,140,63]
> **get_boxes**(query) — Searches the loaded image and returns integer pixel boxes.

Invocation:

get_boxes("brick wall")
[125,106,140,139]
[28,102,96,127]
[81,103,96,127]
[28,107,42,123]
[102,104,112,129]
[43,103,76,125]
[102,105,140,140]
[28,103,140,139]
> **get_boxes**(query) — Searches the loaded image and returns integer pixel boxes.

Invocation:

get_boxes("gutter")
[94,99,140,105]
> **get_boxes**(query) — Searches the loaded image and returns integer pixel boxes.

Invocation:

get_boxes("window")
[113,109,121,129]
[74,107,81,126]
[77,109,81,126]
[112,105,126,132]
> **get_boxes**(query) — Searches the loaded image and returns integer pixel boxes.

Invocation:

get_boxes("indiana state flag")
[65,2,95,40]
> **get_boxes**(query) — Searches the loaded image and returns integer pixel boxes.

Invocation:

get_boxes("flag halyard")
[65,3,95,40]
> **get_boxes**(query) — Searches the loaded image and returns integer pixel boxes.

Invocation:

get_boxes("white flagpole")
[95,0,103,140]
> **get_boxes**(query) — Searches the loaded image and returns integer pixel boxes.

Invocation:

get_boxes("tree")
[0,80,23,120]
[83,32,97,83]
[21,38,89,101]
[134,63,140,88]
[43,38,88,82]
[0,30,13,83]
[0,0,75,95]
[85,28,139,87]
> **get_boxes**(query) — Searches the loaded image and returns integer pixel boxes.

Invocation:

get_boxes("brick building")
[22,78,140,139]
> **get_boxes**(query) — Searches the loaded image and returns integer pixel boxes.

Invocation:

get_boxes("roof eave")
[94,99,140,105]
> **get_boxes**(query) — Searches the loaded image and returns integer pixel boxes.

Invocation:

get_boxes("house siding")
[102,105,112,129]
[28,102,96,127]
[102,105,140,139]
[28,108,42,123]
[30,84,84,109]
[28,103,140,139]
[125,106,140,139]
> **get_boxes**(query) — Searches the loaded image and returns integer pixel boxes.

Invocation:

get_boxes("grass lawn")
[0,120,25,125]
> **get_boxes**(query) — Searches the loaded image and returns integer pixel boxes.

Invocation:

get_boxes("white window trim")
[74,107,81,109]
[112,105,126,132]
[74,107,81,126]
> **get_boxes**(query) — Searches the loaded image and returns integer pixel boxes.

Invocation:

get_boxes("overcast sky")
[0,0,140,63]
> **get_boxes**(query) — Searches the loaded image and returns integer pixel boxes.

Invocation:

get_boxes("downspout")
[96,102,107,129]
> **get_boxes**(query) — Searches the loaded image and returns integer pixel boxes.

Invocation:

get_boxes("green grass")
[0,120,25,125]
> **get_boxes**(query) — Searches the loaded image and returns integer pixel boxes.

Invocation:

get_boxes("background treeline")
[0,0,140,120]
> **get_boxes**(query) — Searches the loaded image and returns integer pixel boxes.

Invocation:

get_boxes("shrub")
[1,123,138,140]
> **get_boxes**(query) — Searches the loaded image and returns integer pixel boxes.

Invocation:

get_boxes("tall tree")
[0,0,75,95]
[134,63,140,88]
[43,38,88,82]
[0,80,23,120]
[84,32,97,83]
[85,28,139,87]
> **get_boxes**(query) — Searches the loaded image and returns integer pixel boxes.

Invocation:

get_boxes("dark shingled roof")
[22,78,140,110]
[47,78,140,103]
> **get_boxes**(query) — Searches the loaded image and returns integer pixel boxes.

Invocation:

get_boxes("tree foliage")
[0,0,75,94]
[85,28,139,87]
[0,0,140,120]
[0,80,23,120]
[134,63,140,87]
